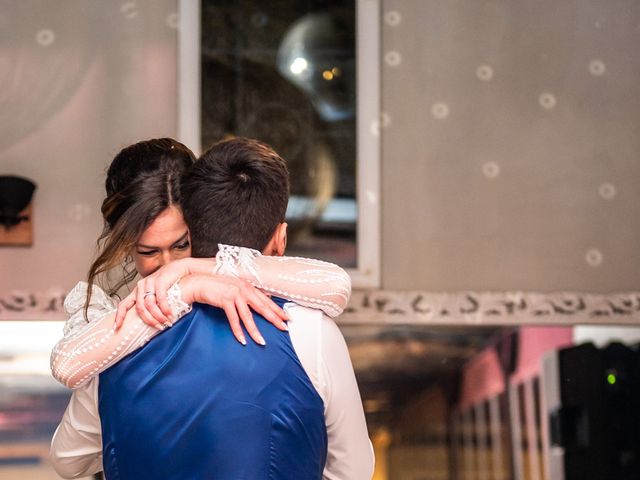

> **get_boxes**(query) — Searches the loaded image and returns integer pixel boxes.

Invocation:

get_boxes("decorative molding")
[3,289,640,325]
[0,289,67,321]
[340,291,640,326]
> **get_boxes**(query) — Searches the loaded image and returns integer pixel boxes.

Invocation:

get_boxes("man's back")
[98,299,327,480]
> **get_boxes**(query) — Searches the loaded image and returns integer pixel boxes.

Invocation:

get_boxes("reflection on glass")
[0,322,95,479]
[5,319,638,479]
[343,325,640,479]
[201,1,357,267]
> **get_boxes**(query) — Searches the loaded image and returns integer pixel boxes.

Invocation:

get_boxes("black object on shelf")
[545,342,640,480]
[0,175,37,230]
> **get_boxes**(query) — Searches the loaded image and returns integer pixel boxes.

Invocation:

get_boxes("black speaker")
[544,342,640,480]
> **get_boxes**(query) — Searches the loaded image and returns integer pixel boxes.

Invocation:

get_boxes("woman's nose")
[159,250,173,267]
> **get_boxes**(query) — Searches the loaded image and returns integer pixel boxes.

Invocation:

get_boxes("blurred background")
[1,0,639,479]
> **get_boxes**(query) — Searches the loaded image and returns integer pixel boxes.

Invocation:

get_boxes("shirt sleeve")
[286,304,375,480]
[320,316,375,480]
[49,378,103,479]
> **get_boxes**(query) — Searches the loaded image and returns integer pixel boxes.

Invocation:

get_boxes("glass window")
[180,0,381,286]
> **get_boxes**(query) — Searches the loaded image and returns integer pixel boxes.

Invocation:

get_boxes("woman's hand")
[115,264,289,345]
[116,258,215,329]
[179,274,289,345]
[115,262,185,331]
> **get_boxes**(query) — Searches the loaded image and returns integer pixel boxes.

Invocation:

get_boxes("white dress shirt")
[50,303,375,480]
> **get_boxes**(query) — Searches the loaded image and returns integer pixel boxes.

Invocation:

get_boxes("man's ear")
[263,222,287,256]
[273,222,287,256]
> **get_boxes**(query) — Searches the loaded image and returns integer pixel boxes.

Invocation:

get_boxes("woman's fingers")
[144,293,172,327]
[135,279,147,312]
[115,291,137,330]
[135,278,164,330]
[235,298,265,345]
[143,263,189,318]
[152,265,184,317]
[154,276,174,318]
[140,276,171,325]
[195,277,289,345]
[135,301,162,330]
[222,301,246,346]
[248,290,288,331]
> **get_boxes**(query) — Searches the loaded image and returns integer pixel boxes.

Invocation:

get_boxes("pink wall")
[510,326,573,385]
[458,346,505,409]
[458,326,574,408]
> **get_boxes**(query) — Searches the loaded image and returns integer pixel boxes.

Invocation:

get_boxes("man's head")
[181,137,289,258]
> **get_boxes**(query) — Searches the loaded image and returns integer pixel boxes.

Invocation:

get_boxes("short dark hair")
[181,137,289,257]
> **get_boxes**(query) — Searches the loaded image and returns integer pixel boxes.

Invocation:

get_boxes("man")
[50,138,374,479]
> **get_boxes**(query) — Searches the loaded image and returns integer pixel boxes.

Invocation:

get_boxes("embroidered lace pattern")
[50,282,190,389]
[50,246,351,389]
[214,244,351,318]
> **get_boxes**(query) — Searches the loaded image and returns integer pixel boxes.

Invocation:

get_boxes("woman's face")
[132,206,192,277]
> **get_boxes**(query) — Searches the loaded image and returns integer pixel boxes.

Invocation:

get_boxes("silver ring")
[143,291,156,298]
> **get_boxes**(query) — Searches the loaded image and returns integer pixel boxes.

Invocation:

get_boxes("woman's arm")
[51,278,285,389]
[215,245,352,318]
[50,280,171,388]
[122,245,352,326]
[53,246,352,389]
[50,281,145,389]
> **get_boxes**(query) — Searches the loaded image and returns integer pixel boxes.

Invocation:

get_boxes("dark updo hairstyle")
[85,138,195,317]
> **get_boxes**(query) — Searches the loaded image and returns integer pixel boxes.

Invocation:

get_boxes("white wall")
[0,1,179,299]
[381,0,640,292]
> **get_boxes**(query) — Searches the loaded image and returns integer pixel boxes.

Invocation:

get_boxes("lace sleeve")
[214,244,352,318]
[51,282,190,389]
[61,282,117,337]
[50,244,351,388]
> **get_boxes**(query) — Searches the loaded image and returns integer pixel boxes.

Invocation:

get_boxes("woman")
[50,138,351,389]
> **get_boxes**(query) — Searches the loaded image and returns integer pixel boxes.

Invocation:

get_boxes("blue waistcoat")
[98,298,327,480]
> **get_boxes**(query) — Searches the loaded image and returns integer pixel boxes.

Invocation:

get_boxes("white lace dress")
[51,245,351,389]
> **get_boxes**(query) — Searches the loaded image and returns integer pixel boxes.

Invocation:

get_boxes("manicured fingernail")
[257,335,266,346]
[156,324,165,331]
[163,321,172,328]
[240,336,247,346]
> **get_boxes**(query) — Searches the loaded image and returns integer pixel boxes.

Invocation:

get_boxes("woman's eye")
[137,250,157,256]
[174,241,190,251]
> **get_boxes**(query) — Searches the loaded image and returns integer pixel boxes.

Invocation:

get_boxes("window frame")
[177,0,381,288]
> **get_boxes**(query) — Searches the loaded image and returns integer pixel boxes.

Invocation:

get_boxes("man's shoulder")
[285,303,343,340]
[190,302,224,317]
[284,302,324,323]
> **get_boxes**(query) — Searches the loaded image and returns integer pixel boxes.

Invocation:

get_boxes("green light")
[607,373,617,385]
